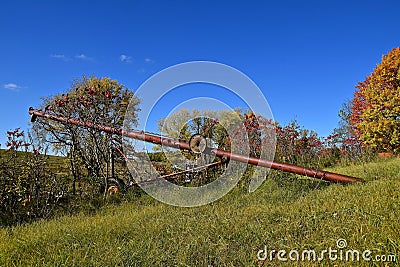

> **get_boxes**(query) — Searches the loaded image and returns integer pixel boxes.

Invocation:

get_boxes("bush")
[0,129,68,225]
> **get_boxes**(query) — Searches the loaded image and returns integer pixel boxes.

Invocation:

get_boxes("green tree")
[156,108,276,188]
[350,47,400,153]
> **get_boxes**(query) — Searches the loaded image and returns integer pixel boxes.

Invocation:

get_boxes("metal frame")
[29,107,364,184]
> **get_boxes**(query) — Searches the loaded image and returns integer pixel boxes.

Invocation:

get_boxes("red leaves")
[5,139,23,151]
[62,94,69,104]
[52,83,117,116]
[4,128,38,154]
[77,95,86,105]
[104,90,112,99]
[55,95,71,107]
[85,99,93,106]
[55,99,65,107]
[75,95,94,107]
[86,86,97,95]
[243,112,260,131]
[349,47,400,152]
[16,131,24,137]
[325,133,339,141]
[85,86,113,99]
[6,128,22,137]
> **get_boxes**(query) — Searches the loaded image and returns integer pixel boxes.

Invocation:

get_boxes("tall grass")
[0,157,399,266]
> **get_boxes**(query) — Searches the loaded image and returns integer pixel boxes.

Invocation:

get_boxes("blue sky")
[1,0,400,147]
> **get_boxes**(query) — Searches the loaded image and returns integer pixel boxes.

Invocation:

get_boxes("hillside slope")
[0,158,399,266]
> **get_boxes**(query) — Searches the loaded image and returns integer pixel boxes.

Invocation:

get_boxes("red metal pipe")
[208,148,362,183]
[29,108,363,183]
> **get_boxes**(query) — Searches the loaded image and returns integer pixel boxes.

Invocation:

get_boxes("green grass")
[0,157,399,266]
[0,149,70,176]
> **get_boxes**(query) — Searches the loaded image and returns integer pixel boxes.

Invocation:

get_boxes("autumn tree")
[32,76,140,194]
[350,47,400,153]
[156,109,225,178]
[156,108,276,188]
[156,108,242,156]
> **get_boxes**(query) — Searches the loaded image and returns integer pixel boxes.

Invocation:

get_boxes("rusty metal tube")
[29,108,363,183]
[207,148,362,183]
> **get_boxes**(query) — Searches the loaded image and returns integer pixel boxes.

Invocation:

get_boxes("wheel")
[101,177,126,196]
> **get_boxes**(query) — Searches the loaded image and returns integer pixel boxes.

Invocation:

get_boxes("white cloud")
[144,58,154,63]
[4,83,22,91]
[75,54,94,61]
[120,54,132,63]
[50,53,94,61]
[50,54,70,61]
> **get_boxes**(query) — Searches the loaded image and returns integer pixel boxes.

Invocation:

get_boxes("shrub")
[0,129,68,225]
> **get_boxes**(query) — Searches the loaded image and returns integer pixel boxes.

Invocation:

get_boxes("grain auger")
[29,107,364,189]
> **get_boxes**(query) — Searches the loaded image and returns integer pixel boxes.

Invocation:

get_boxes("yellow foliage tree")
[350,47,400,153]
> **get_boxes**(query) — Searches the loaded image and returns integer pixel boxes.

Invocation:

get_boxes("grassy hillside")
[0,157,399,266]
[0,149,70,176]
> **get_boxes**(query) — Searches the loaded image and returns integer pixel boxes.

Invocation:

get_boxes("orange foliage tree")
[350,47,400,153]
